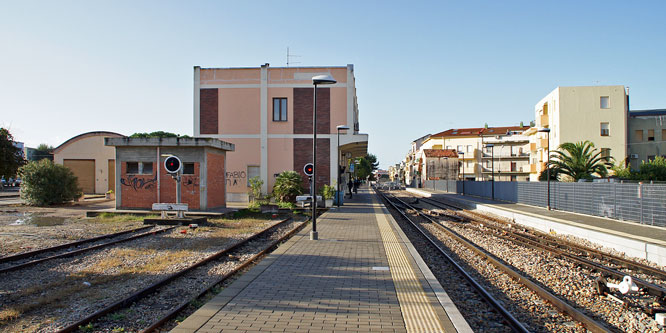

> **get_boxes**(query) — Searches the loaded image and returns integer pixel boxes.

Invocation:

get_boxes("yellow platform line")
[374,200,445,333]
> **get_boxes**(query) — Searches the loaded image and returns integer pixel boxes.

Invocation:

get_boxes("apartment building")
[404,134,430,186]
[194,64,368,202]
[417,126,529,181]
[527,86,628,181]
[627,109,666,169]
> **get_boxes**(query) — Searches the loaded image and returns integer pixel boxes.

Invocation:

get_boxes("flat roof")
[105,137,234,151]
[629,109,666,117]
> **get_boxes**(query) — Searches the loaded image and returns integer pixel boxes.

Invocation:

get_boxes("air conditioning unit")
[630,154,639,159]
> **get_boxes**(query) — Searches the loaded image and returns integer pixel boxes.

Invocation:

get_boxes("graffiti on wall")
[226,171,246,186]
[183,177,200,188]
[121,175,157,191]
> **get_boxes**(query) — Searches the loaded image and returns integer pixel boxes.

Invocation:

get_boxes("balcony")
[539,114,549,127]
[481,152,530,159]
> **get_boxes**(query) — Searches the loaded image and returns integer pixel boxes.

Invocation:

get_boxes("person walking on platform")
[347,178,353,199]
[353,178,359,194]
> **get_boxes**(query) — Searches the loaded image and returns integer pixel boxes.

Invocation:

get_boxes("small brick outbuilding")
[105,137,234,211]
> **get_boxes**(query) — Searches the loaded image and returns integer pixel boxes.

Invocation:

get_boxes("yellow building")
[528,86,628,181]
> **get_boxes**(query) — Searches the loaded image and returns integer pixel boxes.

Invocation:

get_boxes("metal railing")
[420,180,666,227]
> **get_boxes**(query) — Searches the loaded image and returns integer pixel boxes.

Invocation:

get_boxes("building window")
[601,148,611,159]
[445,145,452,149]
[510,175,517,182]
[457,145,463,152]
[648,129,655,141]
[126,162,152,174]
[126,162,139,174]
[247,165,260,186]
[635,130,643,142]
[485,160,492,168]
[648,155,656,162]
[663,129,666,141]
[600,122,609,136]
[183,163,195,175]
[600,96,610,109]
[467,145,473,153]
[273,98,287,121]
[510,162,517,172]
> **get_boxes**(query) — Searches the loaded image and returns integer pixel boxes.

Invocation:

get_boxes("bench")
[295,195,323,208]
[152,203,188,218]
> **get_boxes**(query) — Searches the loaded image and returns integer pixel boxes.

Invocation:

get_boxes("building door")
[108,159,115,192]
[64,159,95,194]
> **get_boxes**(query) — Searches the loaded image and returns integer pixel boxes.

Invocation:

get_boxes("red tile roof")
[423,149,458,158]
[430,126,529,138]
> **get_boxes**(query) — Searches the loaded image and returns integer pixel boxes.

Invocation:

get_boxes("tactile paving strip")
[374,201,446,333]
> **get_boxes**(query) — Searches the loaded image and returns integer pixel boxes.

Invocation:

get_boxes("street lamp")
[336,125,350,208]
[458,151,465,195]
[486,144,495,200]
[538,127,551,210]
[310,74,336,241]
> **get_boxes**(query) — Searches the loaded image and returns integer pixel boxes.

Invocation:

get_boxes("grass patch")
[93,213,155,223]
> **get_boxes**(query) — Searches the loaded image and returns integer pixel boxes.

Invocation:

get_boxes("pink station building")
[193,64,369,202]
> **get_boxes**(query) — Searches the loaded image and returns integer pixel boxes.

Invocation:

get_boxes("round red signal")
[164,156,182,174]
[303,163,314,177]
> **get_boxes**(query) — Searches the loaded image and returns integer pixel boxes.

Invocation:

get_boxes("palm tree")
[548,141,613,181]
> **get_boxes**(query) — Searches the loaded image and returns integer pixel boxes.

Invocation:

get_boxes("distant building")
[403,134,430,186]
[527,86,628,181]
[417,126,529,181]
[53,131,124,194]
[420,149,459,182]
[194,64,369,202]
[627,109,666,169]
[24,147,53,161]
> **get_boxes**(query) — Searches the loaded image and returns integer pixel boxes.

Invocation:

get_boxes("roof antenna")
[287,47,301,67]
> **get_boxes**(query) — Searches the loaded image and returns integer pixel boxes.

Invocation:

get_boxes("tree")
[272,171,303,203]
[548,141,613,181]
[32,143,55,161]
[613,156,666,181]
[130,131,191,138]
[356,154,379,180]
[19,159,82,205]
[0,128,25,180]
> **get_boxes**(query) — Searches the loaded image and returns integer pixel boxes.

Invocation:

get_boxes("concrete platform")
[407,188,666,267]
[173,187,472,333]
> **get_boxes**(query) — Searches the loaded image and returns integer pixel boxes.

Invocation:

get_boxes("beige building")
[54,131,124,194]
[417,126,529,181]
[528,86,628,180]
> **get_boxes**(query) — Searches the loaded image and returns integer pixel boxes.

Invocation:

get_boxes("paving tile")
[174,188,454,333]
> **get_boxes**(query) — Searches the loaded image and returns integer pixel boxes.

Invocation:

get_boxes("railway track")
[0,225,174,274]
[413,195,666,315]
[54,217,307,333]
[377,188,611,332]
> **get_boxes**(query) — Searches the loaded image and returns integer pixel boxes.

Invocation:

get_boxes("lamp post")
[538,128,551,210]
[336,125,350,208]
[310,74,336,240]
[458,151,465,195]
[486,144,495,200]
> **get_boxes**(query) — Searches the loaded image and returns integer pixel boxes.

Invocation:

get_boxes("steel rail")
[142,218,309,332]
[0,225,153,264]
[56,217,297,333]
[0,226,175,275]
[381,190,611,333]
[376,190,531,333]
[417,196,666,300]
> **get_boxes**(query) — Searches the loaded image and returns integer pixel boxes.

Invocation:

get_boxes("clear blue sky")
[2,1,665,169]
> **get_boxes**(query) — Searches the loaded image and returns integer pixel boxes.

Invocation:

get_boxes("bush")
[272,171,303,203]
[320,184,335,200]
[19,160,82,206]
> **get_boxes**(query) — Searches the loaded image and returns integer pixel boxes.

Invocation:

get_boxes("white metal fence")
[421,180,666,227]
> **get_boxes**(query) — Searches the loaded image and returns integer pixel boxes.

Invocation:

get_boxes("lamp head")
[312,74,337,85]
[538,128,551,133]
[336,125,350,131]
[486,144,494,148]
